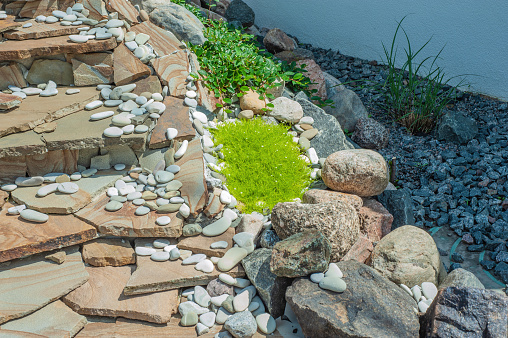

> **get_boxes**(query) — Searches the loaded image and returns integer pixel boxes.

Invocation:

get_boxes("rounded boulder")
[322,149,388,197]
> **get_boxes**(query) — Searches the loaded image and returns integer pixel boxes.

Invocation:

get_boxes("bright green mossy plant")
[212,118,312,213]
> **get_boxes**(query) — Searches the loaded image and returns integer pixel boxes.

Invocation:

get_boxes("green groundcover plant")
[212,118,312,213]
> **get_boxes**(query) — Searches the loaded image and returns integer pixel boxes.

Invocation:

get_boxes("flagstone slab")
[83,0,108,21]
[113,43,151,86]
[0,246,88,324]
[0,36,117,61]
[75,169,126,200]
[72,59,114,87]
[41,107,149,152]
[130,21,183,56]
[5,1,25,17]
[0,300,87,337]
[0,131,45,158]
[0,191,8,210]
[0,155,28,184]
[124,238,245,295]
[174,139,207,217]
[75,194,183,237]
[0,203,97,263]
[26,149,78,176]
[105,0,139,24]
[151,52,189,98]
[11,184,92,214]
[0,15,21,34]
[131,75,162,96]
[63,266,178,324]
[18,0,74,18]
[0,92,22,110]
[0,86,99,138]
[178,227,234,258]
[4,20,84,40]
[82,238,135,267]
[148,96,194,149]
[0,63,27,90]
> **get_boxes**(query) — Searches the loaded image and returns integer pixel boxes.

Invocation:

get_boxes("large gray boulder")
[145,2,206,45]
[377,188,415,230]
[295,92,354,158]
[224,0,254,27]
[324,88,368,132]
[437,110,478,144]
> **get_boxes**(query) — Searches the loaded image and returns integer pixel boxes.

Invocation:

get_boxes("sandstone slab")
[131,75,163,96]
[0,155,28,183]
[151,52,189,98]
[26,149,78,176]
[0,62,27,90]
[130,21,183,57]
[83,0,108,20]
[82,238,135,267]
[0,203,96,263]
[149,96,195,149]
[114,43,151,86]
[178,227,234,258]
[174,139,207,216]
[4,20,83,40]
[358,198,393,242]
[340,235,374,264]
[105,0,139,24]
[0,246,88,324]
[0,92,22,110]
[63,265,178,324]
[124,239,244,295]
[18,0,74,18]
[75,194,183,237]
[0,300,86,337]
[0,86,98,138]
[0,36,117,61]
[286,260,419,338]
[72,58,114,87]
[0,16,21,34]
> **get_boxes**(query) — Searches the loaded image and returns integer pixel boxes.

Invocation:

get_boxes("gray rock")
[438,268,485,290]
[437,110,478,144]
[351,117,389,150]
[324,88,368,132]
[206,278,234,297]
[241,248,292,318]
[259,229,280,249]
[224,311,257,338]
[323,71,345,97]
[182,223,203,236]
[295,92,353,159]
[262,28,295,54]
[377,188,415,230]
[148,3,205,45]
[224,0,254,27]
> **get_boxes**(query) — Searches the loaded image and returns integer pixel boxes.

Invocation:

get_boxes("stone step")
[4,19,86,40]
[0,202,96,263]
[0,36,117,61]
[0,15,21,34]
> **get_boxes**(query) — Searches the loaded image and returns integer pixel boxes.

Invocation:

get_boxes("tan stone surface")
[0,15,21,33]
[18,0,74,18]
[174,139,208,217]
[0,246,88,324]
[4,19,84,40]
[303,189,364,212]
[0,92,22,110]
[131,75,162,96]
[105,0,139,24]
[358,198,393,242]
[125,248,245,296]
[75,194,183,237]
[0,203,96,263]
[26,149,78,176]
[130,21,183,56]
[0,86,98,138]
[83,0,108,21]
[203,188,224,218]
[190,53,221,112]
[0,63,27,90]
[178,227,234,258]
[63,266,178,324]
[33,121,57,134]
[295,59,327,100]
[11,183,91,214]
[239,89,266,114]
[148,96,195,149]
[0,156,27,184]
[151,52,188,98]
[0,131,46,159]
[0,191,7,210]
[0,36,117,61]
[0,300,87,337]
[113,43,151,86]
[72,59,114,86]
[0,329,46,337]
[340,235,374,264]
[82,238,135,267]
[26,59,73,85]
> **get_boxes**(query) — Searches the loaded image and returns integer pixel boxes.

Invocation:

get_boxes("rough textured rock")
[437,110,478,144]
[113,43,151,86]
[274,48,314,62]
[148,2,205,45]
[224,0,254,27]
[206,278,234,297]
[295,92,354,158]
[322,149,389,197]
[438,268,485,290]
[236,214,264,240]
[72,54,114,86]
[324,88,368,132]
[358,198,393,242]
[323,71,345,97]
[295,59,326,100]
[0,92,22,110]
[271,202,359,261]
[224,310,257,338]
[267,96,303,123]
[270,230,331,277]
[82,238,135,267]
[239,89,266,114]
[351,117,389,149]
[340,235,374,264]
[420,287,508,338]
[242,248,292,318]
[263,28,295,54]
[377,188,415,230]
[0,62,27,90]
[303,189,363,212]
[370,225,446,286]
[286,260,419,338]
[26,59,73,85]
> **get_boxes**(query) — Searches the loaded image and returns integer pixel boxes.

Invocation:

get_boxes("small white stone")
[22,87,42,96]
[63,14,77,21]
[165,165,180,174]
[256,313,276,334]
[179,203,190,218]
[153,239,171,248]
[195,259,214,273]
[219,190,232,204]
[105,19,124,28]
[310,272,325,283]
[122,125,135,134]
[182,253,207,265]
[156,198,169,206]
[192,111,208,124]
[174,140,188,159]
[400,284,413,297]
[20,209,49,223]
[81,168,97,177]
[134,32,150,45]
[211,294,229,307]
[115,180,127,190]
[222,209,238,221]
[156,216,171,226]
[1,184,17,192]
[66,88,80,95]
[57,182,79,194]
[8,204,26,215]
[85,100,103,110]
[306,147,319,165]
[411,286,422,302]
[202,135,214,148]
[23,22,33,28]
[418,300,429,313]
[163,245,177,253]
[90,110,114,121]
[70,172,82,181]
[211,241,228,249]
[182,288,195,297]
[125,41,138,51]
[45,16,59,23]
[166,128,178,140]
[135,246,156,256]
[35,15,47,22]
[184,97,198,108]
[69,34,88,43]
[37,183,59,197]
[324,263,343,278]
[114,163,126,171]
[151,251,170,262]
[199,312,216,328]
[218,273,236,285]
[104,127,123,137]
[186,90,197,99]
[151,92,163,101]
[127,191,142,201]
[135,96,147,105]
[421,282,438,300]
[134,125,148,133]
[12,91,27,99]
[149,113,160,119]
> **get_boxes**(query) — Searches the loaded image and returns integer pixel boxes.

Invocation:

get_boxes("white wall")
[245,0,508,101]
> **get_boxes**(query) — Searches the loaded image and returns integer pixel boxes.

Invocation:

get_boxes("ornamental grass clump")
[212,118,312,213]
